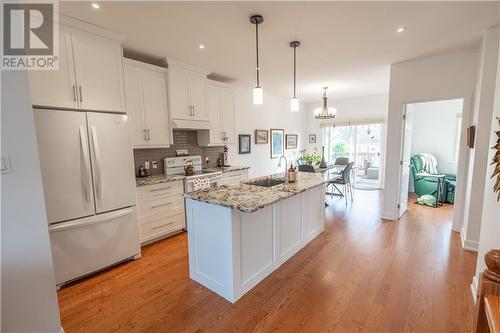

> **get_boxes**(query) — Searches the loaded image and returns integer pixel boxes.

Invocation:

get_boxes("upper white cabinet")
[29,26,126,113]
[124,59,171,148]
[199,81,236,146]
[71,32,125,112]
[29,30,78,109]
[167,65,208,121]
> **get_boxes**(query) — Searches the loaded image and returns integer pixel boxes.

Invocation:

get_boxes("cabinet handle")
[151,202,173,209]
[78,86,83,102]
[72,85,77,102]
[147,129,151,141]
[143,129,148,141]
[192,106,195,116]
[152,221,174,230]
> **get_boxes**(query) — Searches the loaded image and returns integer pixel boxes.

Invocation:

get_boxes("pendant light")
[290,41,300,112]
[314,87,337,119]
[250,15,264,105]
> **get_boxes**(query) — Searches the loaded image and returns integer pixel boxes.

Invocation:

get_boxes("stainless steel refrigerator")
[34,109,140,287]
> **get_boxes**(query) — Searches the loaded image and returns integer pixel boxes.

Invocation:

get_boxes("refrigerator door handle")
[90,125,102,201]
[49,207,135,232]
[79,126,92,203]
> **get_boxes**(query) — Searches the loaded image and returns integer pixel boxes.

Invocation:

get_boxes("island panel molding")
[185,182,325,302]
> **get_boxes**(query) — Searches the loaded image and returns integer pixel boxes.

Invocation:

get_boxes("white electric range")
[164,156,222,192]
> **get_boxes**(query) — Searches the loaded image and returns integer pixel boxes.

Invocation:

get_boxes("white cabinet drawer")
[219,170,248,186]
[137,195,184,219]
[139,205,185,224]
[137,180,184,199]
[140,212,185,243]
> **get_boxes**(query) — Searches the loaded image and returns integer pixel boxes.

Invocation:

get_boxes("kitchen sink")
[246,178,286,187]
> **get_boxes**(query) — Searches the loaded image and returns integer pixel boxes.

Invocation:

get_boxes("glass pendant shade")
[291,97,299,112]
[253,86,263,105]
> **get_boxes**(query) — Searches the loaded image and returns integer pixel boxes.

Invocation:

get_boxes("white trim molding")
[470,275,479,305]
[460,227,479,251]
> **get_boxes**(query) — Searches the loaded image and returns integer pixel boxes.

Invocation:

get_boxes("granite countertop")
[206,166,250,173]
[185,171,327,213]
[136,174,185,187]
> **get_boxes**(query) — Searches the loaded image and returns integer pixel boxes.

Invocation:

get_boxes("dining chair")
[334,157,349,166]
[328,161,354,204]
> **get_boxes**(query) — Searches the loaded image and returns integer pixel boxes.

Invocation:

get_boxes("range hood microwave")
[171,119,211,130]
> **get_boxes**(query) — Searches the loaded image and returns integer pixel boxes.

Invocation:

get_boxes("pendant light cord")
[293,45,297,98]
[255,22,260,87]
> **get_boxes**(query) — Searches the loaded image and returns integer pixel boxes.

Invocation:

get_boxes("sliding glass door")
[322,122,383,189]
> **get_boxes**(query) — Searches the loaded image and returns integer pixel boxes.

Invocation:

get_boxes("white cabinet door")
[124,66,147,147]
[188,72,207,121]
[207,84,223,144]
[72,32,125,113]
[29,30,78,109]
[168,67,190,120]
[142,73,170,146]
[34,109,95,224]
[87,112,136,214]
[221,88,236,143]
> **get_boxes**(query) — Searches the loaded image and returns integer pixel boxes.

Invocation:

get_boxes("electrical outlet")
[152,161,158,169]
[144,161,150,169]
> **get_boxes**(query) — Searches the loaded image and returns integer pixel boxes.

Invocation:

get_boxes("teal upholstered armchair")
[410,155,456,203]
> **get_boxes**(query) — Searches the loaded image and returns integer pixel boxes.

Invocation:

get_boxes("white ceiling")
[60,1,500,103]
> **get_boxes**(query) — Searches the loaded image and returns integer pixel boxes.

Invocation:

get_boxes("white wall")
[304,94,389,152]
[382,48,479,227]
[304,94,389,186]
[228,88,307,178]
[1,71,62,331]
[409,99,463,177]
[462,26,500,252]
[473,29,500,294]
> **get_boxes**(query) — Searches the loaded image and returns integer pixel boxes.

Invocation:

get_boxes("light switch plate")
[152,161,158,169]
[1,155,12,174]
[144,161,150,169]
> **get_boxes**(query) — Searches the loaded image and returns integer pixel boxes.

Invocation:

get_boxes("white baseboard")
[381,209,398,221]
[460,228,479,252]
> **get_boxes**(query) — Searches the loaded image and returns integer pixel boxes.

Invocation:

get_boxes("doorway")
[398,98,464,218]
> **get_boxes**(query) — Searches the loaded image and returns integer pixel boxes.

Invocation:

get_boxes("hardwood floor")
[58,190,477,332]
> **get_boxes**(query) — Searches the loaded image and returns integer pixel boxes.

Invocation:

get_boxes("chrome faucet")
[278,155,288,183]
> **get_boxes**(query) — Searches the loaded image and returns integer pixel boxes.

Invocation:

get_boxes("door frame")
[396,92,473,231]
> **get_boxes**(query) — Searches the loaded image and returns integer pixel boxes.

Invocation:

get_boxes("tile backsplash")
[133,130,224,176]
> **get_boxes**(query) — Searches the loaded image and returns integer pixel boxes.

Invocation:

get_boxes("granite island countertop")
[184,171,328,213]
[136,174,186,187]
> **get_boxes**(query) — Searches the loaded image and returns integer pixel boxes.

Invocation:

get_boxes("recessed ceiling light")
[199,44,205,49]
[396,26,406,33]
[91,3,100,9]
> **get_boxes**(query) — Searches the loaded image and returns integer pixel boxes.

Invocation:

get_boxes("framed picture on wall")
[309,134,317,143]
[270,129,284,159]
[286,134,298,149]
[239,134,251,154]
[255,129,269,144]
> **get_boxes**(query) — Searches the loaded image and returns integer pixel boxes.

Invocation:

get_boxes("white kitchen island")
[184,172,326,303]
